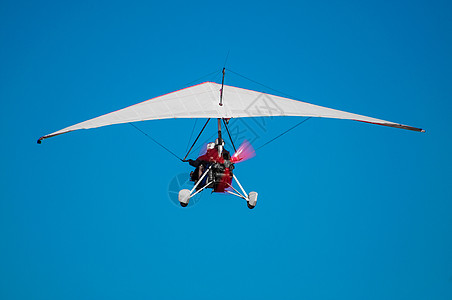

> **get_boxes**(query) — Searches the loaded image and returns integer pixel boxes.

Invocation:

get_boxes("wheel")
[178,189,191,207]
[247,191,258,209]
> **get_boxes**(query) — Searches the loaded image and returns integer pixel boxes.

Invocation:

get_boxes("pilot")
[188,142,217,182]
[188,140,231,182]
[198,142,221,162]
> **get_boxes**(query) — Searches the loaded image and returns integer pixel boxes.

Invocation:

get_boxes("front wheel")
[178,189,191,207]
[247,191,258,209]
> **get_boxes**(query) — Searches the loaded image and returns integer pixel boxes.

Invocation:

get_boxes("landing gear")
[180,164,258,209]
[178,189,190,207]
[247,191,258,209]
[225,174,258,209]
[178,165,213,207]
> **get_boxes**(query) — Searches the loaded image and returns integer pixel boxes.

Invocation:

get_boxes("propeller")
[231,140,255,163]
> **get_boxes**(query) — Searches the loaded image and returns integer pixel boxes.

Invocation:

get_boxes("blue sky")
[1,0,451,299]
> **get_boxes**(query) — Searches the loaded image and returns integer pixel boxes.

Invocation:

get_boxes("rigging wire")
[128,70,222,162]
[185,119,198,153]
[184,70,221,153]
[256,117,312,151]
[226,68,298,99]
[130,69,311,160]
[223,50,230,68]
[129,123,182,161]
[225,68,312,151]
[182,118,211,161]
[222,118,237,152]
[182,70,222,87]
[213,71,224,85]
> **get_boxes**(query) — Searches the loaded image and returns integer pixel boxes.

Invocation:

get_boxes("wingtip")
[37,137,43,144]
[421,129,426,133]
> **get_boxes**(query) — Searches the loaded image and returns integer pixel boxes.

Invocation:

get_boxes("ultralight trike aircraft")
[38,68,424,209]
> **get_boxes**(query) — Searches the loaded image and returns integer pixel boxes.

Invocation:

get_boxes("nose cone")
[180,202,188,207]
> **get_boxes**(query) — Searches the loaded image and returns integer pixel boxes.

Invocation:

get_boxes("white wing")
[38,81,424,142]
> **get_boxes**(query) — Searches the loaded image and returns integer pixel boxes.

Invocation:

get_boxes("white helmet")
[207,142,215,150]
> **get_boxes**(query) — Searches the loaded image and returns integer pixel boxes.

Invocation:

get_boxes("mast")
[217,68,225,156]
[217,118,223,156]
[219,67,225,106]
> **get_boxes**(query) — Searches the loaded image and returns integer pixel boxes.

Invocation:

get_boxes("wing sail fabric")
[38,82,424,142]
